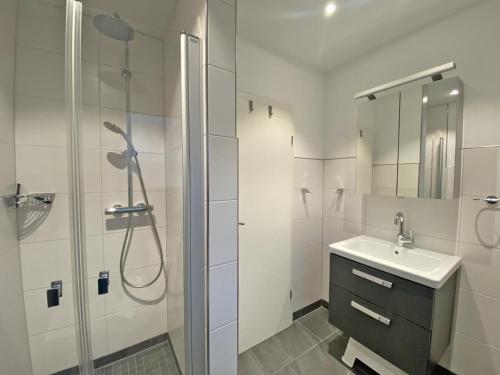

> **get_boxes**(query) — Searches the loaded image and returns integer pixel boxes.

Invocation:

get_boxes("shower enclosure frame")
[64,1,207,374]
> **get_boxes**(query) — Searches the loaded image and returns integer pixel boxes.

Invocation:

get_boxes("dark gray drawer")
[330,254,434,329]
[330,284,431,375]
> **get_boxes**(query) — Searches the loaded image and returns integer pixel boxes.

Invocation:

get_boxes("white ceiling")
[83,0,178,36]
[238,0,487,72]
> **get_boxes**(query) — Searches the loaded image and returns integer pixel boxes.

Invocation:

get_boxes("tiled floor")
[94,342,179,375]
[238,307,356,375]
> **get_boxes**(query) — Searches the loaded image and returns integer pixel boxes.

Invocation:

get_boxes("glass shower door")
[3,0,88,373]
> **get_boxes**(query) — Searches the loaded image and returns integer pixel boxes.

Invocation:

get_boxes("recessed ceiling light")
[449,89,459,96]
[422,96,428,104]
[324,2,337,17]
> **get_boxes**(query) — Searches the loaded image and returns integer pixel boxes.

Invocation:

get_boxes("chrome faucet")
[394,212,414,248]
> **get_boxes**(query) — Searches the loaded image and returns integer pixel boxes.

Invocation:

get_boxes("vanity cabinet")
[329,254,457,375]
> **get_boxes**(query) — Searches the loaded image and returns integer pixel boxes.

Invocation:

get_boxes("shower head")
[103,122,137,156]
[103,121,125,136]
[93,13,135,42]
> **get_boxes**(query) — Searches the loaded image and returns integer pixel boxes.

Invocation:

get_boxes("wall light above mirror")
[356,70,463,200]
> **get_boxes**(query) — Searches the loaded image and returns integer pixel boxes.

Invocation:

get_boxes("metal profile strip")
[65,0,93,373]
[181,32,207,375]
[352,268,393,289]
[354,62,456,100]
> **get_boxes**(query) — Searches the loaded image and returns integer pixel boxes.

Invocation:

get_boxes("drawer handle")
[353,269,393,289]
[351,301,391,326]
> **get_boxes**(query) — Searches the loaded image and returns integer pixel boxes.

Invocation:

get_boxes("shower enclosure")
[0,0,207,374]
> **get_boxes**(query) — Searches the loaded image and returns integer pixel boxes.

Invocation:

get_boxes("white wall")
[15,1,168,373]
[323,2,500,373]
[237,38,326,159]
[0,0,32,373]
[293,159,324,311]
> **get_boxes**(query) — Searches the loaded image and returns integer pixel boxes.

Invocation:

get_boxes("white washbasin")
[330,235,461,288]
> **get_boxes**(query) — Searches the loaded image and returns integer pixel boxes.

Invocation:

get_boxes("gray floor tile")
[289,345,352,375]
[238,350,265,375]
[274,365,299,375]
[274,322,320,360]
[298,307,338,340]
[319,331,350,363]
[250,336,293,375]
[94,342,179,375]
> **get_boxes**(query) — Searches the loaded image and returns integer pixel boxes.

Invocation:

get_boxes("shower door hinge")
[291,136,294,146]
[290,290,293,300]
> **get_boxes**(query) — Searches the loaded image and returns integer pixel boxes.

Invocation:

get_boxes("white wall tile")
[103,227,166,274]
[105,265,167,315]
[24,283,75,336]
[135,152,166,191]
[323,216,362,246]
[456,289,500,348]
[0,91,14,143]
[0,248,25,319]
[0,141,17,253]
[15,96,99,149]
[292,246,322,310]
[29,325,78,375]
[324,158,356,189]
[209,321,237,375]
[165,117,182,153]
[106,302,168,353]
[295,158,323,189]
[83,150,102,193]
[130,33,164,77]
[364,195,459,241]
[208,0,235,72]
[131,113,166,154]
[208,136,238,201]
[16,144,68,194]
[130,71,165,116]
[209,200,237,266]
[15,95,66,147]
[447,332,500,375]
[0,299,32,375]
[86,235,104,279]
[323,189,363,223]
[84,193,103,236]
[82,61,100,106]
[294,188,323,219]
[20,239,71,291]
[102,151,166,193]
[166,147,183,194]
[292,217,323,251]
[209,261,237,330]
[91,317,108,358]
[100,65,126,111]
[460,242,500,299]
[17,0,65,54]
[322,245,331,301]
[87,277,106,319]
[208,66,235,137]
[15,47,64,101]
[100,32,163,77]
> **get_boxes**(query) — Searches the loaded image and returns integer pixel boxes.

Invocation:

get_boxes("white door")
[238,96,294,352]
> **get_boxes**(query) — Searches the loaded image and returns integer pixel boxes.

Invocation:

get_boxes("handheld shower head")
[103,121,125,136]
[103,121,137,156]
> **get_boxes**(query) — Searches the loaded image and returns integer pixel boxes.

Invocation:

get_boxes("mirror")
[356,77,463,199]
